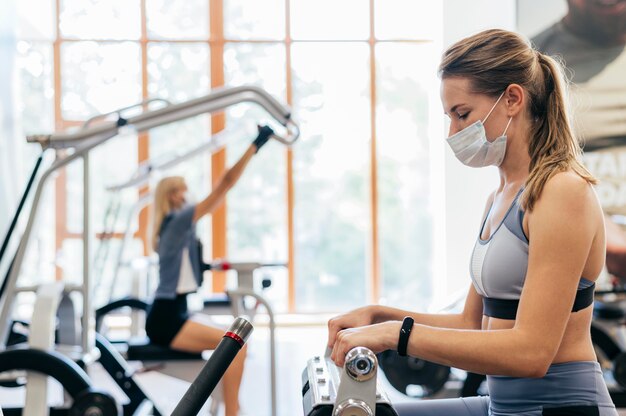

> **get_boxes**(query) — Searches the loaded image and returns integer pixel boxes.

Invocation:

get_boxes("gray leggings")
[394,361,617,416]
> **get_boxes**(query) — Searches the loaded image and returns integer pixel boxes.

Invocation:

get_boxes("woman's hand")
[330,321,402,367]
[252,125,274,152]
[327,306,378,349]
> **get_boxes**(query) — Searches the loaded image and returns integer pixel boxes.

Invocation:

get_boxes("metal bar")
[81,153,92,353]
[14,284,91,294]
[0,132,115,347]
[171,317,253,416]
[82,98,170,129]
[0,154,44,263]
[107,193,153,303]
[27,86,296,149]
[55,164,66,281]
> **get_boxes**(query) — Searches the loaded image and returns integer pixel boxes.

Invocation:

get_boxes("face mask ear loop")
[483,91,506,124]
[502,117,513,136]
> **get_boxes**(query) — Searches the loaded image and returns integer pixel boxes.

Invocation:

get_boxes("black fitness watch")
[397,316,414,357]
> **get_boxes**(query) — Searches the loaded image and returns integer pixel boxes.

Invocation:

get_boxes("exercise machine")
[376,350,452,398]
[0,282,140,415]
[1,84,299,350]
[0,85,298,414]
[95,259,284,416]
[1,316,252,415]
[302,347,398,416]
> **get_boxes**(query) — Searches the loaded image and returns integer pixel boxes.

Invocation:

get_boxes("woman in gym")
[327,29,618,415]
[146,126,273,416]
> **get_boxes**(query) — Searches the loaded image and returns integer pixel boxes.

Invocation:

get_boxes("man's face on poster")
[567,0,626,43]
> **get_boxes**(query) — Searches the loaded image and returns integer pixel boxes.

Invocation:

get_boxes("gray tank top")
[470,189,593,302]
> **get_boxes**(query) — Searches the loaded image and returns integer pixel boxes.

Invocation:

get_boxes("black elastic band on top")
[482,282,595,320]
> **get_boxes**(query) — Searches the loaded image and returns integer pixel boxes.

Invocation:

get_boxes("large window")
[6,0,56,289]
[11,0,443,313]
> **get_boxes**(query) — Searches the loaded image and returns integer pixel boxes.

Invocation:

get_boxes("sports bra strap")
[482,282,595,320]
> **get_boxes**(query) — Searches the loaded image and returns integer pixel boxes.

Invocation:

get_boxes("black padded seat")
[594,301,625,320]
[203,292,232,309]
[126,337,203,361]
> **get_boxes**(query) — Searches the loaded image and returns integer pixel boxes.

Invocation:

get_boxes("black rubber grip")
[171,336,245,416]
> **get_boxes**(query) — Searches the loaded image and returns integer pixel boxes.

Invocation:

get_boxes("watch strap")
[398,316,414,357]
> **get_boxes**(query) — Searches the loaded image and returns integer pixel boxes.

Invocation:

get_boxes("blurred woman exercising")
[146,126,273,416]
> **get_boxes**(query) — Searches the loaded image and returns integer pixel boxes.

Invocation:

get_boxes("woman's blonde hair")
[438,29,596,211]
[152,176,186,250]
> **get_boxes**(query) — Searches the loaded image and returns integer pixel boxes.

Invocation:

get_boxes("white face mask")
[446,91,512,168]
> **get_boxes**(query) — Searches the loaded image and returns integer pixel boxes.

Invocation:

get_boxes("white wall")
[440,0,517,297]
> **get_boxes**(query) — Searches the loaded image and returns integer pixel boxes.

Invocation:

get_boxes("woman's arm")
[372,285,483,329]
[192,127,273,222]
[193,144,256,223]
[331,173,599,377]
[327,192,494,347]
[328,285,483,347]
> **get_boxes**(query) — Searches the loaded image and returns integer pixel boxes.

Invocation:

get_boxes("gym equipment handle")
[171,317,253,416]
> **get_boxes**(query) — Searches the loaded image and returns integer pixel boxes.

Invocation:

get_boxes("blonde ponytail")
[521,52,596,211]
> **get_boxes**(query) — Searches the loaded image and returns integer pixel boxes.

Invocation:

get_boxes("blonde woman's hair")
[438,29,596,211]
[152,176,186,251]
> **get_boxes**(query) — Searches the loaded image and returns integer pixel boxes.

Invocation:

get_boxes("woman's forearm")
[216,145,256,192]
[373,305,479,330]
[194,144,257,220]
[406,324,549,377]
[209,145,256,200]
